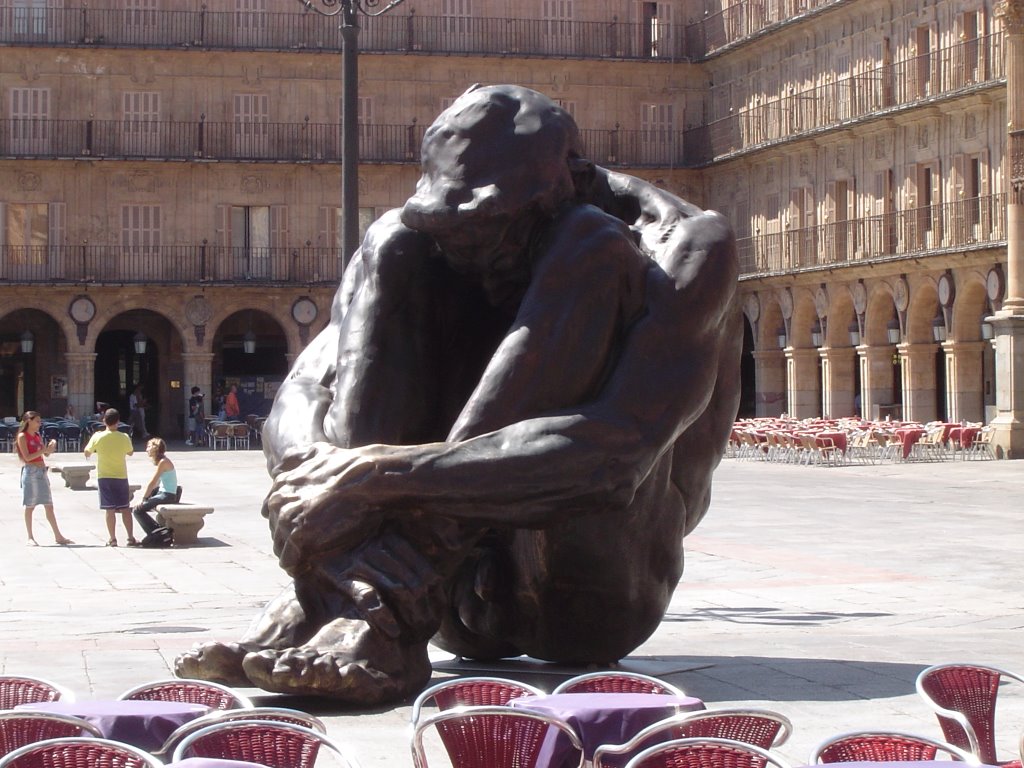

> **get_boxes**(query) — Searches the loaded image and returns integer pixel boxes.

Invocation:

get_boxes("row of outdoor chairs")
[3,661,1021,768]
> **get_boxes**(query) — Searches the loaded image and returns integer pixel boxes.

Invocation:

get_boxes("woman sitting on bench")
[132,437,179,537]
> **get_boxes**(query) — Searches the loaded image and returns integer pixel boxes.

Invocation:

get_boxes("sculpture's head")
[401,85,583,290]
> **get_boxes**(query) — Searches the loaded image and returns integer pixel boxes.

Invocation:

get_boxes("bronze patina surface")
[176,84,741,703]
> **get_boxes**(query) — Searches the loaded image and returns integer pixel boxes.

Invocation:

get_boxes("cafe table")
[16,699,211,753]
[510,692,705,768]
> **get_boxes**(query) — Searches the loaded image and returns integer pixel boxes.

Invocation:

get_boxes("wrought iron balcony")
[0,244,343,285]
[737,194,1006,277]
[0,118,690,168]
[686,32,1003,164]
[0,6,688,61]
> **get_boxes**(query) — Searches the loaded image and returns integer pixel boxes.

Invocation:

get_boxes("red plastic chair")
[916,662,1024,766]
[171,719,357,768]
[117,677,253,709]
[0,676,74,709]
[808,730,979,764]
[552,671,685,696]
[0,736,163,768]
[0,713,103,759]
[594,709,793,768]
[621,737,792,768]
[412,705,583,768]
[410,676,545,724]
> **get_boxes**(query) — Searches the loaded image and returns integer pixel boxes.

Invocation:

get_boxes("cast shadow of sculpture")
[176,83,742,704]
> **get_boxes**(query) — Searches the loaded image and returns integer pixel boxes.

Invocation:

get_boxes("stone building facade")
[1,0,1022,455]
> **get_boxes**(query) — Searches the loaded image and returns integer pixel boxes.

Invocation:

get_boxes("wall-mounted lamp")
[848,321,861,347]
[981,315,994,340]
[931,313,947,342]
[886,318,901,344]
[776,326,788,349]
[243,330,257,355]
[810,319,823,347]
[20,330,34,354]
[133,332,147,355]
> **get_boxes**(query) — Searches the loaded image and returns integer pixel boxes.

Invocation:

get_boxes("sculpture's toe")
[174,641,254,687]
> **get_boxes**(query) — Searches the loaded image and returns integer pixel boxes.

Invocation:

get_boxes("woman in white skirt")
[15,411,72,546]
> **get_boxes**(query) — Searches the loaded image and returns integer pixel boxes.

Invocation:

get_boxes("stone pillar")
[181,352,214,420]
[943,340,987,423]
[992,0,1024,456]
[65,352,96,419]
[820,346,856,418]
[784,347,821,418]
[858,345,896,419]
[900,342,939,423]
[752,349,786,417]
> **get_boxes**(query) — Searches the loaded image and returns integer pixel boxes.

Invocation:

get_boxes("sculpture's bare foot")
[241,617,431,705]
[175,581,316,687]
[175,641,261,687]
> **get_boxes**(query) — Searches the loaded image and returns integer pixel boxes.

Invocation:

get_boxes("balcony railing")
[0,118,690,168]
[0,245,342,285]
[737,193,1006,277]
[686,33,1003,163]
[686,0,848,56]
[0,6,689,60]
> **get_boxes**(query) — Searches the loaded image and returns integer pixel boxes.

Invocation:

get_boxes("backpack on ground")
[141,527,173,548]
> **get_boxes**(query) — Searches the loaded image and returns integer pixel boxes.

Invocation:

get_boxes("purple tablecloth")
[511,692,705,767]
[167,760,273,768]
[16,700,211,752]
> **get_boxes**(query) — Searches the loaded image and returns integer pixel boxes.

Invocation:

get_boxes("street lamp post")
[297,0,408,272]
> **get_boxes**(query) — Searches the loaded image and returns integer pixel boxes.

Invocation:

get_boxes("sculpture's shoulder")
[359,208,437,270]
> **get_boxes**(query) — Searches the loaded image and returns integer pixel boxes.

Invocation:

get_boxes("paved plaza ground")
[1,445,1023,767]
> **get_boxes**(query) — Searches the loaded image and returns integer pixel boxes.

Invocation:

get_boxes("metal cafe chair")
[172,719,358,768]
[410,676,545,725]
[0,713,103,759]
[117,677,253,710]
[621,737,792,768]
[156,706,327,759]
[594,709,793,768]
[916,662,1024,766]
[412,705,583,768]
[553,671,685,696]
[0,676,75,709]
[808,730,980,764]
[0,736,163,768]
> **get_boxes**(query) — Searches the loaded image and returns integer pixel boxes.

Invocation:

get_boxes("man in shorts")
[84,408,137,547]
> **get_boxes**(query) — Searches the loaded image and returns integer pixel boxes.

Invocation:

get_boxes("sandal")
[126,537,141,547]
[55,537,73,546]
[26,539,39,547]
[106,539,118,547]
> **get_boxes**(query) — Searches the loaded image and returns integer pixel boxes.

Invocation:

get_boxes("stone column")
[992,0,1024,456]
[181,352,214,420]
[784,347,821,418]
[943,340,987,423]
[65,352,96,419]
[753,349,787,417]
[819,346,856,418]
[857,345,896,419]
[900,342,939,423]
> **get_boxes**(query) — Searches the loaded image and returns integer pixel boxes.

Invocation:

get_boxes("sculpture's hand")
[263,442,381,575]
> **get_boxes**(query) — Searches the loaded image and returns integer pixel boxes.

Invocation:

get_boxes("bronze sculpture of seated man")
[176,83,741,703]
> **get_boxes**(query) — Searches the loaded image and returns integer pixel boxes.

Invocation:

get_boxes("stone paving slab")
[2,446,1023,767]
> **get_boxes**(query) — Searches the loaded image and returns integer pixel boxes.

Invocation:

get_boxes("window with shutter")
[10,87,50,154]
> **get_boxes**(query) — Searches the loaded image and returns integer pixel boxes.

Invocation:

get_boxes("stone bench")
[50,464,93,490]
[154,504,214,545]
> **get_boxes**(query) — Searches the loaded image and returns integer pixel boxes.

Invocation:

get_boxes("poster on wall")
[51,376,68,399]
